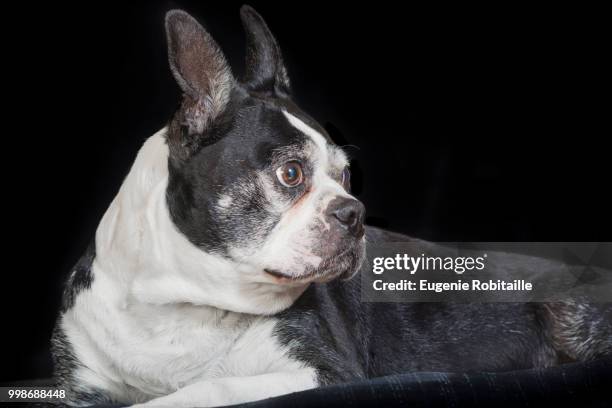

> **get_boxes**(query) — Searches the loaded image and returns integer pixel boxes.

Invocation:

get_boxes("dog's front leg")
[131,369,317,408]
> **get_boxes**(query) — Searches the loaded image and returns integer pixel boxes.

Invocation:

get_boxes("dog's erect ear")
[165,10,233,137]
[240,5,290,96]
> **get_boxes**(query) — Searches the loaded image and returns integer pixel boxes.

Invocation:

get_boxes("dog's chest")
[65,296,307,399]
[132,309,296,390]
[128,306,250,380]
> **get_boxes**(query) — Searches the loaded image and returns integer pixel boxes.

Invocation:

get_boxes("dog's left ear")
[240,5,291,96]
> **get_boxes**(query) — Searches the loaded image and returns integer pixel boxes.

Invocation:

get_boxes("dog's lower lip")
[264,268,321,283]
[263,268,292,279]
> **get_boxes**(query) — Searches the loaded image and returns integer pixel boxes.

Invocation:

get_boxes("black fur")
[240,5,291,95]
[60,240,95,313]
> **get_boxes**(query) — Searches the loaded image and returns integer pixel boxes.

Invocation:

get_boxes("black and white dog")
[52,6,611,407]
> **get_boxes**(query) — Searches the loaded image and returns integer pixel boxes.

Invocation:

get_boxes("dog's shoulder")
[274,276,370,384]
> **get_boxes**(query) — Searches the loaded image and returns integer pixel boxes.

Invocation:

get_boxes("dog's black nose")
[330,198,365,238]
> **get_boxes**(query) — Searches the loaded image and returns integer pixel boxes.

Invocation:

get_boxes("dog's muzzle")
[264,197,366,285]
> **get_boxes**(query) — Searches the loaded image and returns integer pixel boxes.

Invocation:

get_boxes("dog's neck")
[93,129,306,315]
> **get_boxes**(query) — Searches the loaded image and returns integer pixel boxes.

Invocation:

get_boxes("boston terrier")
[52,6,611,407]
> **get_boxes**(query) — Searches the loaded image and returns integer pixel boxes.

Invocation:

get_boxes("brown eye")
[341,166,351,191]
[276,161,304,187]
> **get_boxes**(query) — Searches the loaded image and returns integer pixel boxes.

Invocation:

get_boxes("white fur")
[216,194,233,209]
[61,129,316,407]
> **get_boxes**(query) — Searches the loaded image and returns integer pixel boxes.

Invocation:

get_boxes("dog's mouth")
[263,245,365,285]
[263,267,341,284]
[265,268,316,282]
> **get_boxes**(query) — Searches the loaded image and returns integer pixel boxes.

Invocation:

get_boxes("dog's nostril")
[332,199,365,237]
[334,207,357,226]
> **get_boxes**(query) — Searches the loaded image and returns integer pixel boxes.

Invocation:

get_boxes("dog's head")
[162,7,365,303]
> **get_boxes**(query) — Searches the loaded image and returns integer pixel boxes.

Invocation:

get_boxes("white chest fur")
[60,278,309,403]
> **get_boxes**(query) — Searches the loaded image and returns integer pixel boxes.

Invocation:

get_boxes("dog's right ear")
[240,5,290,96]
[165,10,233,156]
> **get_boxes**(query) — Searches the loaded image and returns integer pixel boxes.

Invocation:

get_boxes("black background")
[2,1,609,382]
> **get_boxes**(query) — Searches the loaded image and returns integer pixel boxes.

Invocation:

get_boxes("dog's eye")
[277,161,304,187]
[341,167,351,191]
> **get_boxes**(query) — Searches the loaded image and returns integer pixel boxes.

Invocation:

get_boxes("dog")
[51,6,612,407]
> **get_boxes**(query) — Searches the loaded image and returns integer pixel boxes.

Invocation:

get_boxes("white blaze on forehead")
[282,109,349,172]
[282,110,329,158]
